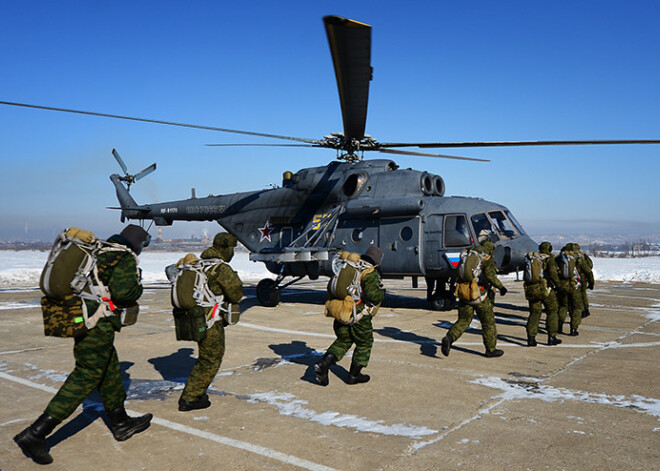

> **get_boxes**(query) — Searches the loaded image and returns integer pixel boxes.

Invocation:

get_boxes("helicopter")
[2,15,660,310]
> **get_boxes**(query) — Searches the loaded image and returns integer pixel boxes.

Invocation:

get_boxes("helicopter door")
[423,214,444,270]
[378,216,421,274]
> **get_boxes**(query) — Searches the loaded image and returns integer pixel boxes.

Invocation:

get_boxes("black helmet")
[120,224,150,255]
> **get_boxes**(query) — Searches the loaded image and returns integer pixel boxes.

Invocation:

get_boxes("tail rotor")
[112,148,156,189]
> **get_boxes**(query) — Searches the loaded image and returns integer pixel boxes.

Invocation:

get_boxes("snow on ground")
[0,250,658,290]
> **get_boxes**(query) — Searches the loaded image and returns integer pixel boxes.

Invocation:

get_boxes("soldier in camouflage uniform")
[315,246,386,386]
[14,225,152,465]
[441,240,508,358]
[574,243,595,318]
[556,243,584,336]
[177,232,243,411]
[524,241,562,347]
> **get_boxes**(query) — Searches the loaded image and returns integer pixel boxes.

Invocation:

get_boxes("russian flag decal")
[445,252,462,268]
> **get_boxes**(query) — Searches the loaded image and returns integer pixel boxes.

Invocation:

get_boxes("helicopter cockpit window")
[444,214,472,247]
[505,210,527,235]
[488,211,518,239]
[470,213,499,242]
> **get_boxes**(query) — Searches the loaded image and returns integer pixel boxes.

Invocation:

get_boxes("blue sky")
[1,1,659,241]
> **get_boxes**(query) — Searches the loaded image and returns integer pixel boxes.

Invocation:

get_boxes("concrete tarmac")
[1,279,659,470]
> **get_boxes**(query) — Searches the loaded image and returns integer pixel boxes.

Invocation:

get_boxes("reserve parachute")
[324,251,376,325]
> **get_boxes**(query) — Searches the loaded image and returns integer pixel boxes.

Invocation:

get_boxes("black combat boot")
[569,328,579,336]
[347,362,371,384]
[441,335,453,357]
[107,407,153,441]
[548,335,562,346]
[527,336,537,347]
[485,349,504,358]
[582,308,591,318]
[315,352,337,386]
[14,413,60,465]
[178,393,211,412]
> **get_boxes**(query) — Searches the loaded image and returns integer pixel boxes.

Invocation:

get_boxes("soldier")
[441,239,507,358]
[315,246,386,386]
[175,232,243,411]
[523,241,562,347]
[574,243,595,318]
[14,225,152,465]
[556,243,584,336]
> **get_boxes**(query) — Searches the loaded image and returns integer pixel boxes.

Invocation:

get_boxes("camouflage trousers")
[181,321,225,402]
[526,290,559,337]
[45,318,125,421]
[327,314,373,367]
[557,286,584,330]
[580,283,590,311]
[448,297,498,351]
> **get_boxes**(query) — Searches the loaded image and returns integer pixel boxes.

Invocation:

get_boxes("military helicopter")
[3,16,660,310]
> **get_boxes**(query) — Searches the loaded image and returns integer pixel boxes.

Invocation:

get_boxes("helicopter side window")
[470,213,499,242]
[488,211,518,239]
[444,214,472,247]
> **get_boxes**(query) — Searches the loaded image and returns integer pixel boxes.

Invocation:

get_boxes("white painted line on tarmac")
[237,322,660,349]
[0,371,340,471]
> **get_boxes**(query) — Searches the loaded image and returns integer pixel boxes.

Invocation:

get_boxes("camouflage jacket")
[200,246,243,304]
[86,234,143,330]
[576,253,594,288]
[543,255,561,288]
[358,268,385,312]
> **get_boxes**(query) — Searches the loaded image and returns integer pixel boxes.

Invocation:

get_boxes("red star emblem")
[258,222,273,242]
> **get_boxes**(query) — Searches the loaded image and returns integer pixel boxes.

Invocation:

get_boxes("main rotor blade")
[205,143,317,147]
[0,101,319,144]
[324,16,372,144]
[380,139,660,149]
[112,148,128,174]
[134,163,157,181]
[378,148,490,162]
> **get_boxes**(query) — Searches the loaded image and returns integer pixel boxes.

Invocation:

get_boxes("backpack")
[168,255,239,330]
[523,252,547,284]
[455,248,490,304]
[324,251,375,325]
[39,227,136,337]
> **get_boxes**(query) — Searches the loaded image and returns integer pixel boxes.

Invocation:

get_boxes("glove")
[588,283,594,290]
[499,287,508,296]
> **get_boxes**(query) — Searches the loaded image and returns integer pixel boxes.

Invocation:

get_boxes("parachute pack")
[523,252,548,284]
[454,248,490,304]
[167,255,240,330]
[39,227,137,337]
[324,251,376,325]
[522,252,551,301]
[557,250,581,286]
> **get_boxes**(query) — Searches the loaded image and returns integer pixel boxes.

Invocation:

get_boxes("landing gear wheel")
[256,278,281,307]
[430,293,455,311]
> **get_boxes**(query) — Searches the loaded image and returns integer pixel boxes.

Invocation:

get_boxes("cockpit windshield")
[505,210,527,235]
[488,210,519,240]
[470,213,500,242]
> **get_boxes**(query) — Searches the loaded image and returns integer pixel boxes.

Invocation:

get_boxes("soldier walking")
[441,240,508,358]
[556,243,584,336]
[574,243,595,318]
[316,246,386,386]
[14,225,153,465]
[172,232,243,411]
[523,242,562,346]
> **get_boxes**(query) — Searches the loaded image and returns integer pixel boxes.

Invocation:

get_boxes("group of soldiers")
[441,237,594,358]
[14,225,590,465]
